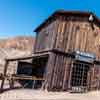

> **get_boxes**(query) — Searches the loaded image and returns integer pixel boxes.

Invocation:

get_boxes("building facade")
[32,10,100,92]
[1,10,100,93]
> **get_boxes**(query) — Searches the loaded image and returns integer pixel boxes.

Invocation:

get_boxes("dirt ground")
[0,89,100,100]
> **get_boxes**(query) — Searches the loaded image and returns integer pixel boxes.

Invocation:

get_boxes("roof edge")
[34,10,100,32]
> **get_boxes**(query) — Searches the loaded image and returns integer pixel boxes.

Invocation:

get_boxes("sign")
[73,50,96,63]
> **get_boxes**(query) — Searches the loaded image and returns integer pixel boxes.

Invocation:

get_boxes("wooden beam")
[5,49,75,62]
[12,75,45,81]
[34,49,53,54]
[0,60,9,92]
[6,52,50,62]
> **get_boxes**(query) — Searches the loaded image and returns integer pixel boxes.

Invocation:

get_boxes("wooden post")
[68,60,73,90]
[0,60,9,93]
[9,75,14,89]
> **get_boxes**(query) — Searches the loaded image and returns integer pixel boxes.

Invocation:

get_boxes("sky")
[0,0,100,38]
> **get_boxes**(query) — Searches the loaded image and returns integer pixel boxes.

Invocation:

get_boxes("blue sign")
[74,50,96,63]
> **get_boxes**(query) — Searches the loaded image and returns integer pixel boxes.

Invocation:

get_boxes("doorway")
[70,61,90,91]
[32,56,48,89]
[17,55,48,89]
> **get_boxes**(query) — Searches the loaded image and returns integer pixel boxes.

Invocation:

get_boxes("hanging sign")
[74,50,96,63]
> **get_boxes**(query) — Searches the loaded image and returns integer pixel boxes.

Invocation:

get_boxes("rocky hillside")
[0,36,35,51]
[0,36,35,73]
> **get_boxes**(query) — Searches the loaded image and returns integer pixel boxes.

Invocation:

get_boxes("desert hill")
[0,36,35,51]
[0,36,35,73]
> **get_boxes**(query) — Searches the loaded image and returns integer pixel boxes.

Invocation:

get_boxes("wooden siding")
[88,64,100,90]
[44,52,72,91]
[54,16,100,60]
[34,16,100,60]
[34,15,100,91]
[34,19,59,53]
[44,53,100,91]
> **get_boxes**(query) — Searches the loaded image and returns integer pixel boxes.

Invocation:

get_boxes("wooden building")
[33,10,100,92]
[1,10,100,92]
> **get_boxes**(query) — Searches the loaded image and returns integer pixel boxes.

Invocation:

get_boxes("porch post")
[0,60,9,92]
[68,60,73,90]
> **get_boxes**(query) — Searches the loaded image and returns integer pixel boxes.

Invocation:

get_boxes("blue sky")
[0,0,100,38]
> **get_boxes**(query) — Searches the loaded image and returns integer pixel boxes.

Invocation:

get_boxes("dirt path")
[0,89,100,100]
